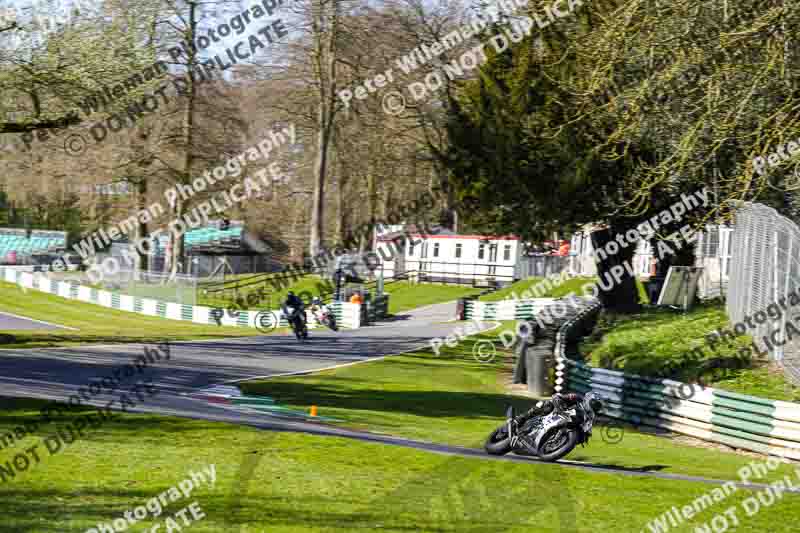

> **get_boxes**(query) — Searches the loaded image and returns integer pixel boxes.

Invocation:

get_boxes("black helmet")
[590,397,603,412]
[287,290,295,296]
[585,391,604,413]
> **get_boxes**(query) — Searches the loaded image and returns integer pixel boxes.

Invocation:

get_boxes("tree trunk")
[169,200,185,277]
[310,121,329,256]
[336,179,345,247]
[358,171,376,253]
[134,179,148,277]
[591,226,641,313]
[335,147,347,247]
[171,0,197,279]
[309,0,339,257]
[652,238,696,278]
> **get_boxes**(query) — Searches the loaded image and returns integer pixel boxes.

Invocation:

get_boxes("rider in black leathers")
[513,392,583,427]
[283,291,306,328]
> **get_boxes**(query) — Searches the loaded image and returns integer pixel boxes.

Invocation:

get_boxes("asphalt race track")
[0,301,796,492]
[0,310,70,330]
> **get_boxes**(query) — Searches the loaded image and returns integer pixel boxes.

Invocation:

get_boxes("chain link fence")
[50,267,200,306]
[727,202,800,384]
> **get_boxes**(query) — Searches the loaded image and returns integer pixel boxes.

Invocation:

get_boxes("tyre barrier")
[551,298,800,460]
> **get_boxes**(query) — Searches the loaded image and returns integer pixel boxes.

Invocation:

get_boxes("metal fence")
[516,255,569,279]
[52,267,202,306]
[727,202,800,384]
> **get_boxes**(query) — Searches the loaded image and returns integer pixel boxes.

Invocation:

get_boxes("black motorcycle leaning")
[484,393,603,462]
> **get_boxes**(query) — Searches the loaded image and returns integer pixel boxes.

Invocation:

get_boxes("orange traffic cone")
[310,405,318,417]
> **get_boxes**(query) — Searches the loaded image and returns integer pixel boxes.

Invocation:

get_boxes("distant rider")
[309,296,326,319]
[283,291,307,327]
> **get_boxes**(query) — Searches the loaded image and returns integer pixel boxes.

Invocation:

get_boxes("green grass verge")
[1,396,799,532]
[73,268,488,315]
[198,275,481,314]
[581,304,800,400]
[480,276,650,303]
[198,275,334,311]
[203,277,482,315]
[0,281,259,349]
[381,281,483,314]
[239,322,797,482]
[112,284,198,306]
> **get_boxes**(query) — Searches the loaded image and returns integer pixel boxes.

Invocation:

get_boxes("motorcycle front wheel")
[484,426,512,456]
[290,319,303,340]
[537,427,578,462]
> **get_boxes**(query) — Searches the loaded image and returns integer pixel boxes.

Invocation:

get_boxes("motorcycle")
[282,305,308,340]
[311,305,338,331]
[484,392,604,462]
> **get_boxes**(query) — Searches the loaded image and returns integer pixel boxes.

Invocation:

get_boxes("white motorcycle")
[310,299,338,331]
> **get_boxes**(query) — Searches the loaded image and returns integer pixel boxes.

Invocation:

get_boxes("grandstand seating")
[154,224,244,254]
[0,224,241,263]
[0,228,67,263]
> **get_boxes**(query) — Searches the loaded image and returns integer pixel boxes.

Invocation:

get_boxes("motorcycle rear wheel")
[537,427,578,462]
[484,426,512,456]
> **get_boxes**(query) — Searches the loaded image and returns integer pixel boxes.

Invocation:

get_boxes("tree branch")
[0,114,81,133]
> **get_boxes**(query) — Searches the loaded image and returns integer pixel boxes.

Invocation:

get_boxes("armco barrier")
[0,267,363,330]
[464,298,557,320]
[552,299,800,460]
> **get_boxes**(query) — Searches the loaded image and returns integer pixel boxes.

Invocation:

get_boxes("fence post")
[778,231,792,362]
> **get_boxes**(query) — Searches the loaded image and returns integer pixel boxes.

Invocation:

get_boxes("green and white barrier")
[1,267,363,330]
[554,300,800,460]
[464,298,556,320]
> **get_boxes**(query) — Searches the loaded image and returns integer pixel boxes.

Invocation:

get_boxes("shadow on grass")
[240,380,531,421]
[0,331,257,349]
[0,488,488,533]
[0,398,247,445]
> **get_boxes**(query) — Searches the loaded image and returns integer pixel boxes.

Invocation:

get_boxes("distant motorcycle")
[484,392,604,462]
[282,304,308,340]
[311,304,338,331]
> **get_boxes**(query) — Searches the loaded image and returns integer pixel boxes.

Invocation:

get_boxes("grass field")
[238,322,798,482]
[2,395,799,532]
[200,275,484,315]
[480,276,650,303]
[579,304,800,400]
[473,274,798,400]
[380,281,483,314]
[198,274,334,310]
[2,334,800,533]
[0,281,259,349]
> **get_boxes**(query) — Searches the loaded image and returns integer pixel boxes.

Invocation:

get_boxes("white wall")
[376,233,521,282]
[568,225,732,298]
